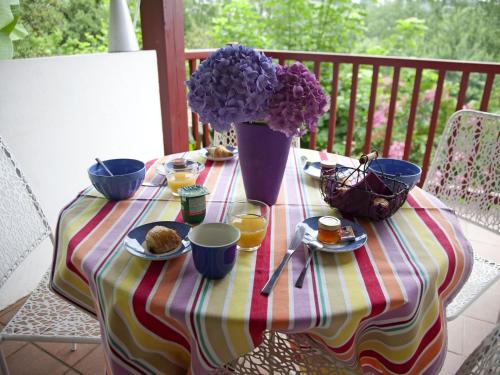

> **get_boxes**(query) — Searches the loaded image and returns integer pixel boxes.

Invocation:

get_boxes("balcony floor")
[1,219,499,374]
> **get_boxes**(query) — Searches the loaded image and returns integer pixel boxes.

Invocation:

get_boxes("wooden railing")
[185,49,500,183]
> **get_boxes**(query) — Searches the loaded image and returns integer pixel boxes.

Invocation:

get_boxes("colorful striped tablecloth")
[51,148,473,374]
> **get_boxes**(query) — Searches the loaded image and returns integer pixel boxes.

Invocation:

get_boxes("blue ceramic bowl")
[368,158,422,190]
[88,158,145,200]
[188,223,240,279]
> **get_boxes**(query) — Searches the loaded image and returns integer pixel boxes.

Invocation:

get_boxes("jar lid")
[172,158,188,169]
[178,185,209,198]
[320,160,336,170]
[165,159,204,174]
[318,216,341,231]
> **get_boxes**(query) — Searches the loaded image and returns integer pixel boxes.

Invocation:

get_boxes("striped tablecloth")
[51,148,473,374]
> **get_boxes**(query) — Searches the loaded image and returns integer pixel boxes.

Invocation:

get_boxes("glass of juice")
[166,163,199,196]
[228,200,269,251]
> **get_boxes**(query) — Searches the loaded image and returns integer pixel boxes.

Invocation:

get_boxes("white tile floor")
[439,218,500,375]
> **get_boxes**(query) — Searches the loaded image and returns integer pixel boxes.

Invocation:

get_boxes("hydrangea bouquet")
[186,44,329,138]
[186,44,329,205]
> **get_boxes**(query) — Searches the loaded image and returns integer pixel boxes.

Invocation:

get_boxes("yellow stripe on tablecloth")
[97,197,189,373]
[223,251,258,357]
[53,197,107,310]
[326,252,371,347]
[410,189,467,301]
[106,252,190,374]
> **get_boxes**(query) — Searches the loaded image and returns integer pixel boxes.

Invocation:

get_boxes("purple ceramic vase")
[235,122,292,205]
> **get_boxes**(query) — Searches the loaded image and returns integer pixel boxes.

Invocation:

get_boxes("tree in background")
[14,0,108,58]
[210,0,366,52]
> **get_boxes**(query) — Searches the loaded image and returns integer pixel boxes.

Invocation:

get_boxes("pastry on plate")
[207,145,233,158]
[145,226,182,254]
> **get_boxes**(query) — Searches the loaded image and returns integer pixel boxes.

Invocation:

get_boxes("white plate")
[199,146,238,161]
[303,161,321,180]
[302,217,367,253]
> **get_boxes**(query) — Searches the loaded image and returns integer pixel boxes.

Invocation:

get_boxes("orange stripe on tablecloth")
[362,221,406,310]
[72,202,134,272]
[150,258,191,339]
[411,321,445,374]
[67,201,115,282]
[270,206,292,330]
[410,189,466,300]
[361,318,445,375]
[203,160,225,194]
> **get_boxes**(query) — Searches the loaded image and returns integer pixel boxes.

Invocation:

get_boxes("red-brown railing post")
[421,70,446,185]
[327,63,340,153]
[308,61,321,149]
[383,67,400,157]
[141,0,189,154]
[403,68,423,160]
[480,73,495,111]
[345,64,359,157]
[455,71,470,111]
[188,59,201,149]
[364,65,379,154]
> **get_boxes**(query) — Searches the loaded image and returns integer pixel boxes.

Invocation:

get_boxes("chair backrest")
[0,136,52,290]
[423,110,500,233]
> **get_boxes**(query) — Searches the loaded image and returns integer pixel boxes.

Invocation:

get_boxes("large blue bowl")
[88,158,145,200]
[368,158,422,190]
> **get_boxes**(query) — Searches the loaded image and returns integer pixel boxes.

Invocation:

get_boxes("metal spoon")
[295,239,323,288]
[141,177,167,187]
[95,158,114,176]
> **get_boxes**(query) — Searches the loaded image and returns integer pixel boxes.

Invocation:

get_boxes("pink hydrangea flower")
[388,141,405,159]
[265,62,329,137]
[423,89,436,102]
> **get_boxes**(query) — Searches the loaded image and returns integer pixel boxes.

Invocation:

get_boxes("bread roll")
[207,145,233,158]
[145,226,181,254]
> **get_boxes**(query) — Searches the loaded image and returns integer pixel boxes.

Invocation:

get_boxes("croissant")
[145,226,181,254]
[208,146,233,158]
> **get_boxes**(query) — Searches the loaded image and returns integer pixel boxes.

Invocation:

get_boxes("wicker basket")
[320,152,409,221]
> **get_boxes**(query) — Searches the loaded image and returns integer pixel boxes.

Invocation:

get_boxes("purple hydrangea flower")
[186,45,278,132]
[265,62,329,137]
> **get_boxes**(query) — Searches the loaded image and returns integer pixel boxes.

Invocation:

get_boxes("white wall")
[0,51,164,309]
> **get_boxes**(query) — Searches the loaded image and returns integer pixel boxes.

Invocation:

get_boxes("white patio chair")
[423,109,500,320]
[456,321,500,374]
[0,136,100,374]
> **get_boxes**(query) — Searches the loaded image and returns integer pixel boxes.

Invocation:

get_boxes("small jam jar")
[317,216,341,244]
[178,185,209,224]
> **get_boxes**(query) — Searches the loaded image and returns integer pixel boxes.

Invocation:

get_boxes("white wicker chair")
[0,136,100,374]
[456,321,500,374]
[423,110,500,321]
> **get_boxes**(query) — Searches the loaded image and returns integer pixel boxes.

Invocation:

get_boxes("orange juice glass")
[166,165,199,196]
[228,200,269,251]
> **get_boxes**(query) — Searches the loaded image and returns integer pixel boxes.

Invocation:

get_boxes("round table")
[51,148,473,374]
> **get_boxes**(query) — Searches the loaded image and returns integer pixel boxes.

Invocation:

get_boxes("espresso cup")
[188,223,240,279]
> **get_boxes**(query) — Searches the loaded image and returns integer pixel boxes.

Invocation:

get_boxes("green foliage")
[210,0,366,52]
[0,0,28,59]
